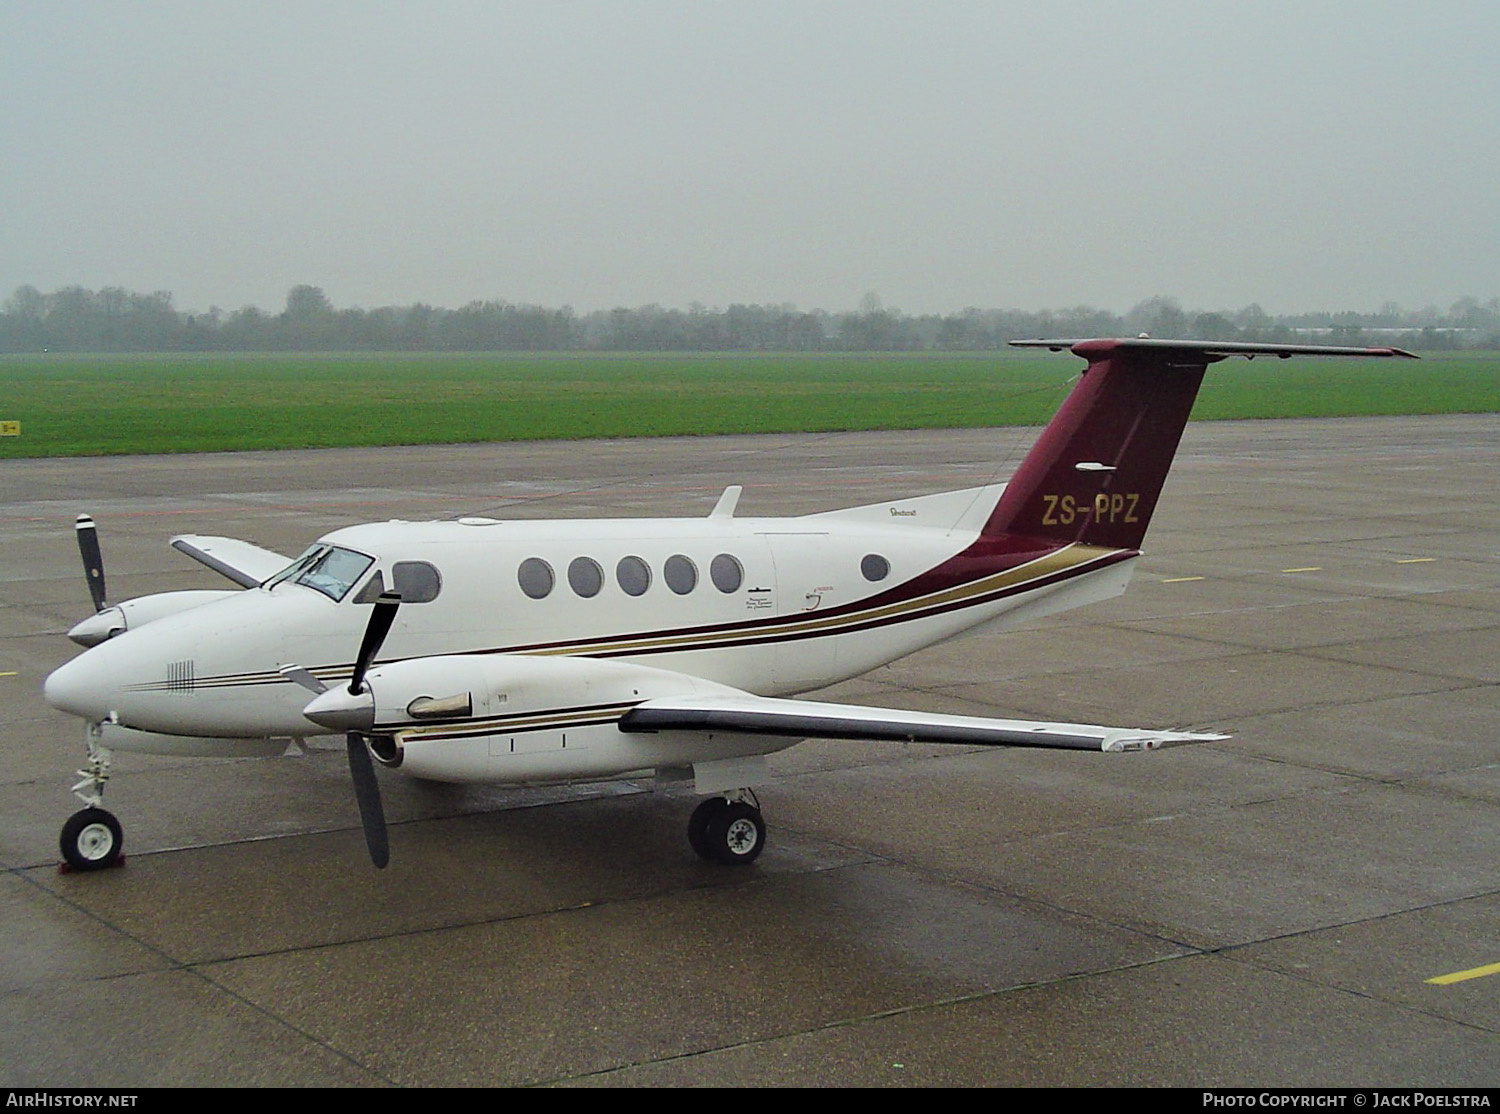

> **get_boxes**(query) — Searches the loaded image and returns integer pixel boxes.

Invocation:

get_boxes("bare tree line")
[3,284,1497,353]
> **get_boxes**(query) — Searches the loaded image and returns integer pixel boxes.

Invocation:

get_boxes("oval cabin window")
[568,556,604,598]
[710,553,743,593]
[617,555,651,597]
[518,558,555,600]
[664,554,698,595]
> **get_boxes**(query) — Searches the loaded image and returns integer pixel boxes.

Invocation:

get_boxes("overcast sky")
[3,1,1496,316]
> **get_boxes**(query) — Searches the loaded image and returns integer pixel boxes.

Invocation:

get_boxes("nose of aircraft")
[44,652,113,721]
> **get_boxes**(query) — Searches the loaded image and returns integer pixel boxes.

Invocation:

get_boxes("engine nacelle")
[68,590,241,647]
[300,653,746,784]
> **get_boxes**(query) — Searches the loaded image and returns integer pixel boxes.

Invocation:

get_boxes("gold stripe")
[397,705,631,741]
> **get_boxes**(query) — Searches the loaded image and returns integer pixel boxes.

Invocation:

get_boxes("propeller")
[282,590,402,869]
[75,514,107,612]
[345,590,400,870]
[347,731,389,869]
[350,591,401,696]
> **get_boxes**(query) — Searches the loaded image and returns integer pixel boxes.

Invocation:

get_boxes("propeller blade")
[75,515,107,612]
[349,592,401,695]
[346,732,390,869]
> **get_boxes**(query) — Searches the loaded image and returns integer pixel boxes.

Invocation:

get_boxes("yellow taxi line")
[1426,961,1500,986]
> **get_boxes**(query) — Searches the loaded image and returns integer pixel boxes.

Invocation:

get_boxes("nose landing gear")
[60,726,124,872]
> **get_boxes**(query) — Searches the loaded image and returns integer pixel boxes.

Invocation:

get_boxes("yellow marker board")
[0,420,19,436]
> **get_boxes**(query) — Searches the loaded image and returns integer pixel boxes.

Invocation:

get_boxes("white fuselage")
[44,485,1137,782]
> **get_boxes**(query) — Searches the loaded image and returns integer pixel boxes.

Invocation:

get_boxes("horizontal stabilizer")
[620,694,1227,752]
[983,336,1416,552]
[171,535,293,588]
[1010,338,1419,361]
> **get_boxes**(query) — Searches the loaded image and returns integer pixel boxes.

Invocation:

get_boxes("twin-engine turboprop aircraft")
[42,338,1416,872]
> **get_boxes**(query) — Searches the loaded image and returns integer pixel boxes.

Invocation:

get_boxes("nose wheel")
[688,792,766,865]
[60,807,124,872]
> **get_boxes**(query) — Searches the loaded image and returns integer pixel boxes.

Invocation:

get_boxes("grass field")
[1,351,1495,458]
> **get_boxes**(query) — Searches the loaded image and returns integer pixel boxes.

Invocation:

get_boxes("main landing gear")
[688,790,766,866]
[59,726,124,872]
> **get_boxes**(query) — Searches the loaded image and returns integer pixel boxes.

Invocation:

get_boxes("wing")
[171,535,293,588]
[619,694,1226,752]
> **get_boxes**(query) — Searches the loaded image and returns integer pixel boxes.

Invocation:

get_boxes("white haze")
[2,0,1496,316]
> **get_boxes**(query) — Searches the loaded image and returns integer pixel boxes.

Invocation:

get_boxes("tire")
[704,802,765,866]
[60,807,124,872]
[688,796,730,861]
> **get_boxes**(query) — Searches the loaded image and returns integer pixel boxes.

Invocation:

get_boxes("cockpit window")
[271,545,375,602]
[263,545,323,589]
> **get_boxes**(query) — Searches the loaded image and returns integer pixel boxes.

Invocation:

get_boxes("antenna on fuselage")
[710,485,742,519]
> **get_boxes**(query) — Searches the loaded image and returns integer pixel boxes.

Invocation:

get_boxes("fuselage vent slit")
[167,659,195,693]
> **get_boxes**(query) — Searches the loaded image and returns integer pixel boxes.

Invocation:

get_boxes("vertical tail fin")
[987,339,1417,550]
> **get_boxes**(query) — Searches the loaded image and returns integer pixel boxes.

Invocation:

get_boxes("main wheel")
[704,801,766,866]
[60,807,124,872]
[688,796,730,860]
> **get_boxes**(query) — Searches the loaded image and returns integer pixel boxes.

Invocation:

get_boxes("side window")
[518,557,554,600]
[617,555,651,597]
[710,553,743,593]
[568,556,604,598]
[664,554,698,595]
[861,554,891,582]
[392,561,442,603]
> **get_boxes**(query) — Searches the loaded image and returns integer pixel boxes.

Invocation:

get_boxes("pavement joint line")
[126,863,784,970]
[1214,887,1500,960]
[1210,902,1500,1040]
[1098,615,1500,658]
[4,862,401,1085]
[1217,950,1500,1041]
[1289,645,1499,686]
[537,947,1210,1087]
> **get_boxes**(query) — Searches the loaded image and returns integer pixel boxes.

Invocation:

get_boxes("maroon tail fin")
[987,338,1417,550]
